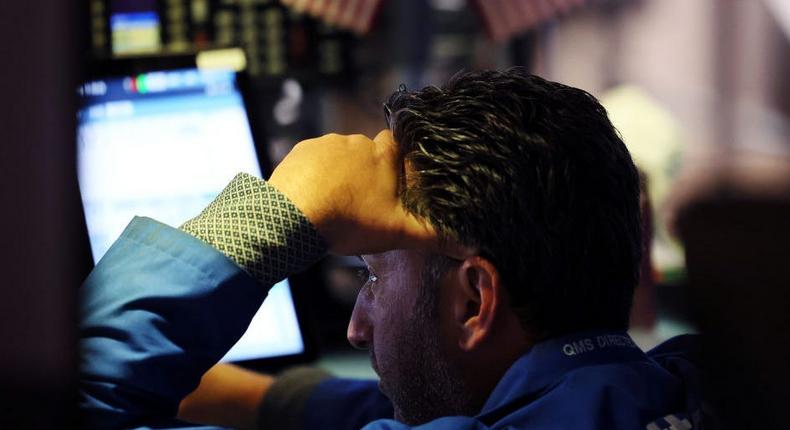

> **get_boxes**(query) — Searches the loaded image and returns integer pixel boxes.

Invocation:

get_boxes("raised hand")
[268,130,444,256]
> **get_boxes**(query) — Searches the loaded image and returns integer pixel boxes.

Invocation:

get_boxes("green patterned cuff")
[180,173,327,286]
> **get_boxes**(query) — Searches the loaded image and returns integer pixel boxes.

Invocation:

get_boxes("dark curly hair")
[385,68,642,339]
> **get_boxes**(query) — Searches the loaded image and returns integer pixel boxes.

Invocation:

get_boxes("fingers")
[398,210,478,260]
[373,129,399,161]
[376,128,477,259]
[373,129,394,145]
[397,210,439,248]
[277,130,477,259]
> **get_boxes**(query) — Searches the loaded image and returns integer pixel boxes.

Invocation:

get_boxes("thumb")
[397,210,439,249]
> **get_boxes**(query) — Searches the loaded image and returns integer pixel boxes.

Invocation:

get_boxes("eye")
[356,267,379,288]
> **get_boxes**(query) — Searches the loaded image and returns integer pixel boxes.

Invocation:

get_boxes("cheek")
[369,287,419,359]
[373,271,421,327]
[368,250,428,353]
[371,295,410,346]
[438,288,462,347]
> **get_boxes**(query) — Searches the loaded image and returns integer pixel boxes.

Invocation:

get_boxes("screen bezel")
[78,54,317,371]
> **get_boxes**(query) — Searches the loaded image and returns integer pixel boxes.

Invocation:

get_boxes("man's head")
[348,69,642,424]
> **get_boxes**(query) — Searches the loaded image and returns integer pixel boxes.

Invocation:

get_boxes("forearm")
[178,363,274,430]
[178,361,393,430]
[80,175,327,429]
[80,129,450,429]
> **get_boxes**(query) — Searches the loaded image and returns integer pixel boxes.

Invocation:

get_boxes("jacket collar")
[477,329,650,419]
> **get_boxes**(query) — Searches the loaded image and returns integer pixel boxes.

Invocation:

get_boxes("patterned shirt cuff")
[180,173,327,286]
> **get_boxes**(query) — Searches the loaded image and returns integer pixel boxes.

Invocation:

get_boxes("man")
[80,69,701,429]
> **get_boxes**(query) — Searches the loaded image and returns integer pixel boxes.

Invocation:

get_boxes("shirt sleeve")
[80,174,327,429]
[180,172,326,285]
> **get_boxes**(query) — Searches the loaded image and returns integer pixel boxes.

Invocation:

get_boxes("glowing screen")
[77,68,304,362]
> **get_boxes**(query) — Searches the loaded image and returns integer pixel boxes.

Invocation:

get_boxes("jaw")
[379,354,478,425]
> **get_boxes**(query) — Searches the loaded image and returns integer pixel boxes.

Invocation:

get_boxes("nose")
[347,291,372,350]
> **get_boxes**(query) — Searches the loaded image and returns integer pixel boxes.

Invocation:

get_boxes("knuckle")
[349,133,370,143]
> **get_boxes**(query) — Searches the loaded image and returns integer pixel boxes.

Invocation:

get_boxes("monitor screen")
[109,0,161,55]
[77,67,305,363]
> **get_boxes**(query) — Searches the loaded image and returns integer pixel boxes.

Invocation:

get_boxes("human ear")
[450,256,502,351]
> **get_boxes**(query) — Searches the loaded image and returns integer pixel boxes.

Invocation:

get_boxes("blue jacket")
[80,217,703,429]
[306,334,702,430]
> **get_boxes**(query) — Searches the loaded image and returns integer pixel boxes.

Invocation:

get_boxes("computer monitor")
[77,65,310,365]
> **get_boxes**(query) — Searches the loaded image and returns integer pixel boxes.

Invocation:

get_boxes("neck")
[462,315,533,414]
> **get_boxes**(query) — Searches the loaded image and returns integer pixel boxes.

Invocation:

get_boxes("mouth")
[369,348,389,398]
[369,349,388,394]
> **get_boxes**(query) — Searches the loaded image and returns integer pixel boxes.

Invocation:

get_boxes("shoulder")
[513,358,690,429]
[362,416,487,430]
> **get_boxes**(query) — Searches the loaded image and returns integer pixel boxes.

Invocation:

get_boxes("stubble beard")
[381,258,476,425]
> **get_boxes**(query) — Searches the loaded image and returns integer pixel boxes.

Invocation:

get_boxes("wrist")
[180,173,328,285]
[267,173,336,245]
